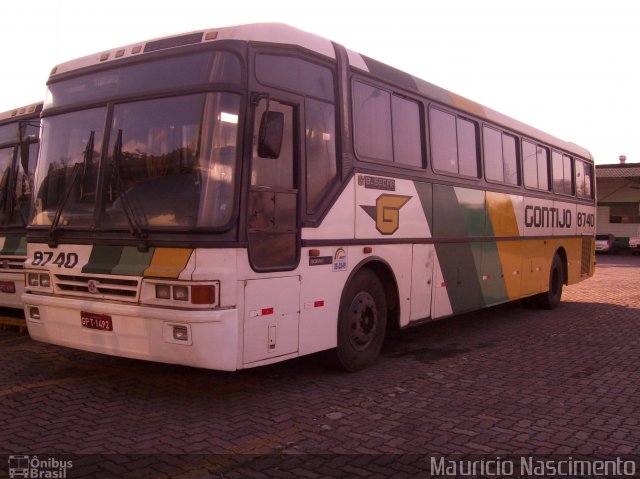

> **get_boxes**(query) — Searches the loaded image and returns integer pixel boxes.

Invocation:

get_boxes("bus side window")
[430,107,478,178]
[523,140,549,191]
[305,98,337,214]
[483,126,504,182]
[354,82,392,162]
[502,133,519,185]
[392,95,423,168]
[255,53,338,216]
[552,151,574,195]
[575,159,593,199]
[353,81,424,169]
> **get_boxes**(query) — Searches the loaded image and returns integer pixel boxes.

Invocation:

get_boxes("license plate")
[81,312,113,331]
[0,281,15,293]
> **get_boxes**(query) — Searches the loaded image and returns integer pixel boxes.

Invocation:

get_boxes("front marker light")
[173,286,189,302]
[29,306,41,320]
[173,325,189,341]
[27,273,39,287]
[155,284,171,300]
[39,274,51,288]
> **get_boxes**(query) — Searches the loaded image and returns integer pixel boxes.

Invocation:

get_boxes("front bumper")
[22,293,240,371]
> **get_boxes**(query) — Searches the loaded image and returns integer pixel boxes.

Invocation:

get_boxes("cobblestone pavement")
[1,255,639,478]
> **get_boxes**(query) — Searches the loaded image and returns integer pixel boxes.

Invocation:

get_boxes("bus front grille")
[54,274,140,302]
[0,256,26,271]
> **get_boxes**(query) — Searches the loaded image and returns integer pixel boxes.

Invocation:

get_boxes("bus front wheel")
[333,269,387,372]
[536,254,565,310]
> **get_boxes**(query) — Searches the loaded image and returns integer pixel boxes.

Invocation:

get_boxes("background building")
[596,156,640,248]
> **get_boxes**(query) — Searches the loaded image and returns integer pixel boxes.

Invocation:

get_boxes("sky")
[3,0,639,165]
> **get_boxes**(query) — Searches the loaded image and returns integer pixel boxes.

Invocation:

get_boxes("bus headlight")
[26,272,52,289]
[155,284,171,300]
[173,285,189,301]
[144,280,219,308]
[27,273,39,287]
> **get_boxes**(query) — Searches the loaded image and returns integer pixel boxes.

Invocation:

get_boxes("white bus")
[23,24,595,371]
[0,103,41,309]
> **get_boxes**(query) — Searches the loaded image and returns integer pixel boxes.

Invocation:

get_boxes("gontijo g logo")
[361,194,411,235]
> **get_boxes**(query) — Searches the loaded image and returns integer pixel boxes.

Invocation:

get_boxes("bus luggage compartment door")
[243,276,300,364]
[409,244,435,322]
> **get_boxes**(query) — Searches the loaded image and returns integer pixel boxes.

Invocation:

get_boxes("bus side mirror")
[257,111,284,159]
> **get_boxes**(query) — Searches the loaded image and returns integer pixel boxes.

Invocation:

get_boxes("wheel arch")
[342,256,400,331]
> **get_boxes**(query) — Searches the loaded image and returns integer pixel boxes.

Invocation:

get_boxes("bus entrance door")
[244,97,301,365]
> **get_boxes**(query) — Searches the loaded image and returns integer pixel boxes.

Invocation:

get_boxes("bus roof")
[48,23,591,161]
[0,102,42,124]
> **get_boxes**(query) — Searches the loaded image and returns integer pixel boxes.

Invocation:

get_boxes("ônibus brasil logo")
[8,455,72,478]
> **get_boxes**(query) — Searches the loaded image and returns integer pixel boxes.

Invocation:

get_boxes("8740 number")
[32,251,79,268]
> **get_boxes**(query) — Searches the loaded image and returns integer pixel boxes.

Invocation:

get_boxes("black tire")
[333,269,387,372]
[535,254,565,310]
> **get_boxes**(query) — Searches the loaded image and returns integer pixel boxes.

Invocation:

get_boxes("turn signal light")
[153,282,217,305]
[191,285,216,305]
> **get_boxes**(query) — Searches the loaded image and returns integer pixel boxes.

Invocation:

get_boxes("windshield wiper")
[48,130,95,247]
[110,129,148,252]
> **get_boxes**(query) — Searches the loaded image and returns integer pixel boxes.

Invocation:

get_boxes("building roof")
[596,163,640,178]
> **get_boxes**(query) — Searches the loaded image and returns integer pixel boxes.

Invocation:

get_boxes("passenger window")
[552,151,574,195]
[483,126,503,182]
[563,155,573,194]
[430,107,478,177]
[502,134,519,185]
[392,95,423,168]
[523,139,549,190]
[575,159,594,199]
[354,82,392,162]
[353,81,424,168]
[430,108,457,174]
[483,126,519,186]
[457,118,478,177]
[537,147,549,191]
[552,151,564,193]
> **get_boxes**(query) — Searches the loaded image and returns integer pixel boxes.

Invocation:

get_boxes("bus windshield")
[0,146,15,221]
[32,92,241,231]
[0,121,39,227]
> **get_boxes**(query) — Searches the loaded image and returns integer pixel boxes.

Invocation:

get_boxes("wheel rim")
[347,291,378,351]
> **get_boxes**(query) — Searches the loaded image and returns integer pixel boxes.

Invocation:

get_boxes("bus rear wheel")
[333,269,387,372]
[535,254,565,310]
